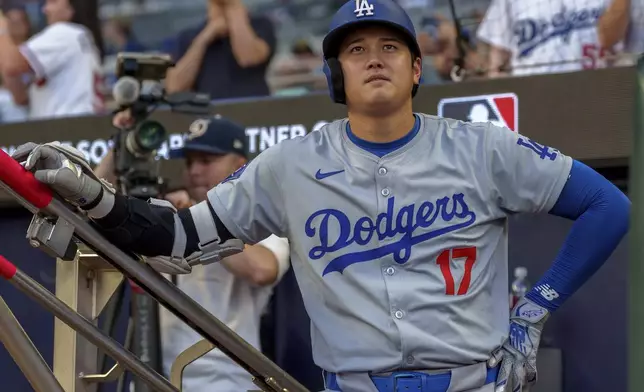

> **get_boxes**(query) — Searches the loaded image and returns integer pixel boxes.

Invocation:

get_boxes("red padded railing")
[0,150,53,209]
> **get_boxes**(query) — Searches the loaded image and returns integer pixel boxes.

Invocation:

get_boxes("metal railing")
[0,148,308,392]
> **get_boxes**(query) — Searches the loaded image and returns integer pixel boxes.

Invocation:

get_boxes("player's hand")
[490,297,549,392]
[12,142,113,209]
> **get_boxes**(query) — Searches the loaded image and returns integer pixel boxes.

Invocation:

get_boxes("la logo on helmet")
[354,0,374,17]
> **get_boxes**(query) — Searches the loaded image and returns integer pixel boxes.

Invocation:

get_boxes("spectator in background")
[417,14,485,82]
[598,0,644,64]
[0,5,30,123]
[477,0,621,77]
[0,0,105,120]
[165,0,276,101]
[102,17,146,56]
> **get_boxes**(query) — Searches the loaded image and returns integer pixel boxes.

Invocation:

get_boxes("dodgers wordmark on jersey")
[208,113,573,377]
[477,0,619,76]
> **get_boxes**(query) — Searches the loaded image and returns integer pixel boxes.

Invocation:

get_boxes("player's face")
[338,26,421,113]
[185,151,246,203]
[43,0,74,25]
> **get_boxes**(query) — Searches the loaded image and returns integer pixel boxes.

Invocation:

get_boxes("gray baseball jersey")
[206,113,572,373]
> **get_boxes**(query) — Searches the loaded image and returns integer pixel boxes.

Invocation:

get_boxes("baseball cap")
[170,115,248,159]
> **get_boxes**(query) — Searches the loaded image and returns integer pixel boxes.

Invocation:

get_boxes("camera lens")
[126,120,167,156]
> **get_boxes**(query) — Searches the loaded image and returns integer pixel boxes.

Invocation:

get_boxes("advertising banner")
[438,93,519,132]
[0,66,634,206]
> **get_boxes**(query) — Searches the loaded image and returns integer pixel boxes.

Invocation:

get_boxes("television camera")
[106,53,212,392]
[111,52,211,199]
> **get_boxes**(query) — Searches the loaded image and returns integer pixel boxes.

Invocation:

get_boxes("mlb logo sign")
[437,93,519,132]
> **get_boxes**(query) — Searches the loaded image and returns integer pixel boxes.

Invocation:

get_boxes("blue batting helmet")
[322,0,422,104]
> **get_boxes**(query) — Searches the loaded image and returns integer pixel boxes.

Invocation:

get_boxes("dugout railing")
[0,148,309,392]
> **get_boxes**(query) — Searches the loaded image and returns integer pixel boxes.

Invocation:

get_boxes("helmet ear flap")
[323,58,346,105]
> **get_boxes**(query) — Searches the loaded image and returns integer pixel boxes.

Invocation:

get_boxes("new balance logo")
[535,284,560,301]
[354,0,374,17]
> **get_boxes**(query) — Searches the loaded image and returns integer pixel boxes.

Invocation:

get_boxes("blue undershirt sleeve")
[524,160,630,312]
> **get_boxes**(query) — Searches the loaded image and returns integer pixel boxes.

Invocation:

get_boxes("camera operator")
[100,111,290,392]
[0,0,104,120]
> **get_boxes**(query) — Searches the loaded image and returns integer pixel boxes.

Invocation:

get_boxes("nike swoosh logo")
[315,169,344,180]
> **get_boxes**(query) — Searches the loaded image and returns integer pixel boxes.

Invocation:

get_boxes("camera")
[125,119,167,157]
[116,52,174,81]
[114,53,173,161]
[111,52,211,199]
[108,54,214,390]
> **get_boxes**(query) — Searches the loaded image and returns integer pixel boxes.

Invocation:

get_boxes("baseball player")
[477,0,622,76]
[12,0,630,391]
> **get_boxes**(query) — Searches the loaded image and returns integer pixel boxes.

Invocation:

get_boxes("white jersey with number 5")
[19,22,104,119]
[477,0,619,76]
[204,114,572,375]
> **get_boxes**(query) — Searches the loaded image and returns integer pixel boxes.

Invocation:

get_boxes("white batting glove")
[490,297,550,392]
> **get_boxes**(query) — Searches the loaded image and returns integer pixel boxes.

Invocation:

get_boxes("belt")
[324,366,499,392]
